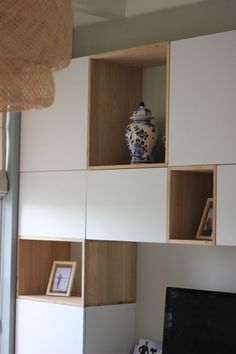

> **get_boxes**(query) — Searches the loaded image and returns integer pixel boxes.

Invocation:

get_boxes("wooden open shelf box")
[168,166,216,244]
[17,238,85,307]
[88,42,170,169]
[17,238,137,307]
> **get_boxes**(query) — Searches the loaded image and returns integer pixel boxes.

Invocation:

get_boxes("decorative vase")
[125,102,158,163]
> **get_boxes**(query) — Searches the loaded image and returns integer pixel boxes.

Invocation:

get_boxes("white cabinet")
[169,30,236,166]
[20,57,89,172]
[85,304,136,354]
[18,171,86,239]
[86,168,167,242]
[217,165,236,246]
[15,302,135,354]
[15,299,84,354]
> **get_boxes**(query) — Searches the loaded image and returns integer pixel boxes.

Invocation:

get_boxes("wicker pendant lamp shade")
[0,0,73,112]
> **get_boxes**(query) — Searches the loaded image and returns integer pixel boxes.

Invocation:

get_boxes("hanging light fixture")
[0,0,73,112]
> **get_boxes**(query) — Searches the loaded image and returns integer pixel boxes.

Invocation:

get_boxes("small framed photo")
[46,261,77,296]
[133,338,162,354]
[196,198,214,240]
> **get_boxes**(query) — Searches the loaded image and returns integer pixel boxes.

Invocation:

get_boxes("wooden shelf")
[17,239,84,304]
[17,238,137,307]
[168,165,216,243]
[88,162,167,170]
[88,42,169,168]
[168,239,214,246]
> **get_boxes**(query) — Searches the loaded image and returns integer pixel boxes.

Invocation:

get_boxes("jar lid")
[130,101,153,120]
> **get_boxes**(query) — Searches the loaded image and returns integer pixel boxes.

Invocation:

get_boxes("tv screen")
[162,287,236,354]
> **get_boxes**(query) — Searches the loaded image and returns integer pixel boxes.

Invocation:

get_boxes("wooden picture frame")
[196,198,213,240]
[46,261,77,297]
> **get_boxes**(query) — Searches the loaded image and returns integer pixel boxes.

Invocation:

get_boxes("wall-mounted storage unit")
[169,30,236,166]
[16,238,137,354]
[18,171,87,239]
[168,166,216,244]
[16,299,84,354]
[17,238,84,306]
[17,238,137,307]
[85,240,136,306]
[20,57,89,172]
[88,42,169,169]
[17,29,236,354]
[86,168,168,242]
[217,165,236,246]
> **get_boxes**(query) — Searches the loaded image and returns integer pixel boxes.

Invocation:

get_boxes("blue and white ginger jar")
[125,101,157,163]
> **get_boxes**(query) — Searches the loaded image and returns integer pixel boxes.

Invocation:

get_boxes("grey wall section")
[0,114,20,354]
[135,243,236,343]
[73,0,236,57]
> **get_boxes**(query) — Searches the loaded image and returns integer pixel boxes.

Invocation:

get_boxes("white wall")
[85,304,136,354]
[126,0,207,17]
[73,0,236,57]
[135,243,236,343]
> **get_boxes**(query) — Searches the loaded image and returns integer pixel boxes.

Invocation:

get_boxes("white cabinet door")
[86,168,167,242]
[20,57,89,172]
[217,165,236,246]
[15,299,84,354]
[169,30,236,166]
[85,304,136,354]
[18,171,86,239]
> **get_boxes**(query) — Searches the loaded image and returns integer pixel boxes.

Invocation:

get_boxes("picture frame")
[133,338,162,354]
[46,261,77,296]
[196,198,214,240]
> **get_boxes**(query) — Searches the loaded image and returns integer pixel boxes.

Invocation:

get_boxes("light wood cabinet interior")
[17,239,84,306]
[17,238,137,307]
[168,166,216,244]
[85,240,136,306]
[88,42,169,168]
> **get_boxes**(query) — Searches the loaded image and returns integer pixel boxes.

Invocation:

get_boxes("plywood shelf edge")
[87,163,167,170]
[90,42,170,68]
[168,239,214,246]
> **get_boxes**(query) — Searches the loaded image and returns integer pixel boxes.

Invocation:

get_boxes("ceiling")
[72,0,210,27]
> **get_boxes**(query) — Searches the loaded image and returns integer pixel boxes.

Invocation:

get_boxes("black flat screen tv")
[162,287,236,354]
